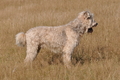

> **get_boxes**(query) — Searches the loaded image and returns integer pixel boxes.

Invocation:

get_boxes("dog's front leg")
[62,42,76,68]
[62,52,72,68]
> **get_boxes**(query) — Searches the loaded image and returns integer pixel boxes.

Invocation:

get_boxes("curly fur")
[15,11,98,68]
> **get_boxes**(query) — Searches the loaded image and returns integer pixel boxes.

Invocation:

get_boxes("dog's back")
[25,26,67,52]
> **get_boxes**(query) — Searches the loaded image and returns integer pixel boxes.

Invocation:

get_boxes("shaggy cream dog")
[16,11,98,68]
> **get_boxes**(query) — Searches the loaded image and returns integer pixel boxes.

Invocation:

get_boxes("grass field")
[0,0,120,80]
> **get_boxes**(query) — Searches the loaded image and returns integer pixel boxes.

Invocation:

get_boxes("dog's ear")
[83,11,91,19]
[78,11,91,19]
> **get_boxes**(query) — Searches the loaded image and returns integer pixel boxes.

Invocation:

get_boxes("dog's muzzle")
[88,23,98,33]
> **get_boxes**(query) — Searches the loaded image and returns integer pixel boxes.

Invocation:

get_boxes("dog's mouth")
[87,23,98,33]
[88,28,93,33]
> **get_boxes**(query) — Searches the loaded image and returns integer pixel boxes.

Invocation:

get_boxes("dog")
[16,11,98,68]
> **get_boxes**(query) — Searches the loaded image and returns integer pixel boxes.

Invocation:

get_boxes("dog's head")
[78,11,98,33]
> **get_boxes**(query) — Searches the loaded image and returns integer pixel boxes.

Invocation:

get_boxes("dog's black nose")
[96,23,98,26]
[93,23,98,27]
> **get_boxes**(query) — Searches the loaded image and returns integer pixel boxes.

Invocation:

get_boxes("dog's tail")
[15,32,26,47]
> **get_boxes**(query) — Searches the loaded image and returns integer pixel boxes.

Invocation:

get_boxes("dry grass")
[0,0,120,80]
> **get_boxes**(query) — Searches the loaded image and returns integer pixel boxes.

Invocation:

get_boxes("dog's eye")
[87,17,91,19]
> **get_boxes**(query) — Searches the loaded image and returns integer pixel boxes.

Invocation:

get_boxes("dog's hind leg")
[24,42,41,64]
